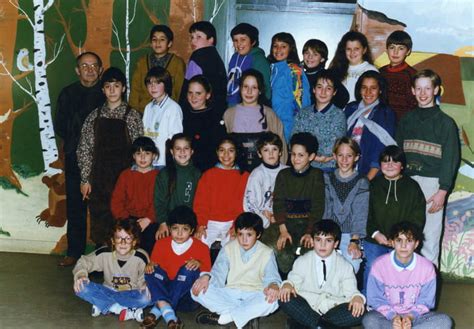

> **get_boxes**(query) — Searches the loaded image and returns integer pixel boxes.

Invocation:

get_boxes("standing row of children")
[71,19,458,329]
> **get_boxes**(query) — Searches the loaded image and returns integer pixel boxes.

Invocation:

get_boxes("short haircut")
[111,218,140,247]
[189,21,217,45]
[303,39,328,64]
[145,66,172,96]
[354,70,388,104]
[386,30,413,50]
[379,145,406,168]
[76,51,102,68]
[412,69,442,90]
[101,67,126,91]
[388,221,423,242]
[167,205,198,232]
[231,23,259,47]
[332,136,361,156]
[312,220,342,242]
[234,212,264,237]
[149,24,174,42]
[132,136,158,154]
[312,69,338,91]
[256,132,283,153]
[290,132,318,155]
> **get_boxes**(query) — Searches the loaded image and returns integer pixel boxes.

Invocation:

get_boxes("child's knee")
[177,265,200,281]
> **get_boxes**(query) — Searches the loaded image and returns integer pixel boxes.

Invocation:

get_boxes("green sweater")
[154,163,201,225]
[396,105,459,191]
[273,167,325,234]
[366,175,426,244]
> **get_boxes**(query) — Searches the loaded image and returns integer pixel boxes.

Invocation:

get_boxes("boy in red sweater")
[379,31,417,121]
[142,206,211,329]
[110,136,159,254]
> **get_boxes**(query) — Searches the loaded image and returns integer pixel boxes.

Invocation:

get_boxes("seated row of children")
[73,213,452,329]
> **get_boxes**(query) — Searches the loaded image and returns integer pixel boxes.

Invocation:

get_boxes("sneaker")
[140,314,158,329]
[119,308,137,321]
[134,308,144,322]
[167,319,184,329]
[196,310,220,325]
[91,305,101,317]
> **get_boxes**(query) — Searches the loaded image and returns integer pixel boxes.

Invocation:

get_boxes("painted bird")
[16,48,34,72]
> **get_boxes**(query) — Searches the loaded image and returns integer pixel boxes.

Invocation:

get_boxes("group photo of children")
[51,11,461,329]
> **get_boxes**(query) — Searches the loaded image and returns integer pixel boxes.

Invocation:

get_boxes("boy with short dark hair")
[380,30,417,121]
[396,69,460,267]
[244,132,288,228]
[143,66,183,168]
[227,23,271,106]
[191,212,281,329]
[179,21,227,119]
[110,136,160,254]
[142,206,211,329]
[363,221,453,329]
[279,220,365,328]
[130,25,185,111]
[262,132,325,273]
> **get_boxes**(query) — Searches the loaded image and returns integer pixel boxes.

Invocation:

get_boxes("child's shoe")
[196,310,220,325]
[140,314,158,329]
[119,308,142,321]
[134,308,144,322]
[167,319,184,329]
[91,305,101,317]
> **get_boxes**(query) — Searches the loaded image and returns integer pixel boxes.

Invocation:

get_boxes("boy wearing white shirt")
[143,66,183,168]
[279,220,365,328]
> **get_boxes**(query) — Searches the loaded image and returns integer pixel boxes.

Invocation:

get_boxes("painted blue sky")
[360,0,474,54]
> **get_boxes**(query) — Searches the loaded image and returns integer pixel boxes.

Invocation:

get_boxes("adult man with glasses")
[55,52,105,267]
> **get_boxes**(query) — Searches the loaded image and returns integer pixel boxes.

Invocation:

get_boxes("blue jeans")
[145,265,199,311]
[76,282,150,314]
[362,240,392,295]
[338,233,362,274]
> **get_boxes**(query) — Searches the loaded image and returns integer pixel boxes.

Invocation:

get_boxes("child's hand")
[73,276,90,293]
[263,210,275,224]
[194,225,207,240]
[80,183,91,200]
[279,282,296,303]
[392,315,403,329]
[427,189,447,214]
[264,283,280,303]
[185,258,201,271]
[348,296,365,317]
[137,217,151,232]
[155,223,169,240]
[277,224,292,250]
[348,242,362,259]
[401,315,413,329]
[374,232,390,246]
[300,234,314,249]
[145,262,155,274]
[192,275,210,296]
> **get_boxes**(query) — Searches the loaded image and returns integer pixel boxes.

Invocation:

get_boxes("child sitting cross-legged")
[142,205,211,329]
[191,212,281,329]
[279,220,365,329]
[73,219,150,322]
[363,221,453,329]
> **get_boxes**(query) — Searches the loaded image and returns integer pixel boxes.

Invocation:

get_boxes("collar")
[215,163,239,170]
[314,102,332,114]
[390,250,417,272]
[239,242,258,263]
[386,62,409,73]
[131,164,154,172]
[291,165,311,177]
[171,238,193,256]
[263,162,281,170]
[152,95,169,107]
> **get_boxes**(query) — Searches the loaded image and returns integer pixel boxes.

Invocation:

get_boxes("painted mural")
[0,0,473,279]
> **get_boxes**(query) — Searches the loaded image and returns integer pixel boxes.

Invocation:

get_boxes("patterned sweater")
[367,251,436,320]
[292,103,346,169]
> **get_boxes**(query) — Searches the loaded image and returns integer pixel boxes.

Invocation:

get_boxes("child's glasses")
[114,236,133,244]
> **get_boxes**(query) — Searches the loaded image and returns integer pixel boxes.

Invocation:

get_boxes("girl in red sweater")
[193,135,249,247]
[110,136,159,254]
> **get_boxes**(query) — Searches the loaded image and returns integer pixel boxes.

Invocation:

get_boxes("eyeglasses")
[79,63,100,71]
[114,236,133,244]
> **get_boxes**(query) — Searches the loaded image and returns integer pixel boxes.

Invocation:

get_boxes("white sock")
[218,313,233,325]
[108,303,125,315]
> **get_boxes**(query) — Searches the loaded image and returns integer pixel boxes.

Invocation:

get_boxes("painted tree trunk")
[33,0,60,176]
[0,3,22,189]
